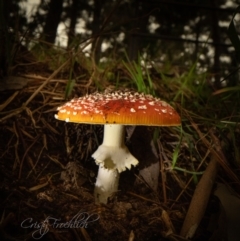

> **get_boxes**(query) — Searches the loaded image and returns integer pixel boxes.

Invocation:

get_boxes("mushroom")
[55,90,181,204]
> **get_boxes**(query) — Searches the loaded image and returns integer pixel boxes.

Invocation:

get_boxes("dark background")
[0,0,239,88]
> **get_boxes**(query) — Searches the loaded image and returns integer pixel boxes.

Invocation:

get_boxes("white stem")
[92,124,138,204]
[102,124,124,146]
[94,166,119,204]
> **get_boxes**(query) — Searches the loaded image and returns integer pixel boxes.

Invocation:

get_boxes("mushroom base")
[94,166,120,204]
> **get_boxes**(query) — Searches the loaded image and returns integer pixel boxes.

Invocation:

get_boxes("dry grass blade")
[0,58,70,122]
[79,227,92,241]
[179,110,239,238]
[127,191,162,206]
[161,210,176,236]
[47,154,65,169]
[171,149,211,208]
[29,182,49,192]
[191,121,240,186]
[41,118,60,135]
[24,58,70,106]
[0,91,19,111]
[128,230,135,241]
[180,154,218,238]
[0,107,23,122]
[181,107,240,186]
[18,136,39,179]
[158,140,168,204]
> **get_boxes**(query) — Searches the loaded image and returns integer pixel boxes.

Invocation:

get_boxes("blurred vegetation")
[0,0,239,85]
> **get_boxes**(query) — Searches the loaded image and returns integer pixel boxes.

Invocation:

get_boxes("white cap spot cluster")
[55,90,181,126]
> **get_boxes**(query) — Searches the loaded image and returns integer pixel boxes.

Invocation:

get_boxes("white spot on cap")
[54,114,59,119]
[138,105,147,109]
[130,108,136,112]
[161,109,167,113]
[74,106,82,110]
[65,118,70,122]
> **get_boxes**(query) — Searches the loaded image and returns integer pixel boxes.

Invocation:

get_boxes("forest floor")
[0,48,239,241]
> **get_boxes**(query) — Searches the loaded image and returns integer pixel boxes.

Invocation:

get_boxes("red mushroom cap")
[55,91,181,126]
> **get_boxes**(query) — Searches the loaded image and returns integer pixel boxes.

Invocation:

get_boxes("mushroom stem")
[94,166,119,204]
[102,124,125,146]
[92,124,138,204]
